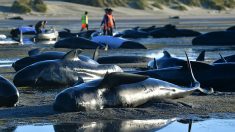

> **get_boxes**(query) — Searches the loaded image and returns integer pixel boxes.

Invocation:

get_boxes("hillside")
[0,0,235,20]
[62,0,235,10]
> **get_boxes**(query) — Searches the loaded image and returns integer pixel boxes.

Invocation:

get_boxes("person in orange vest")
[80,11,88,32]
[106,8,116,36]
[100,8,109,35]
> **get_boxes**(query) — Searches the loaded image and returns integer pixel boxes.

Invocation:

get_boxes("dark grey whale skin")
[53,69,200,112]
[97,56,152,64]
[54,37,104,49]
[136,62,235,92]
[13,50,122,88]
[0,75,19,107]
[213,54,235,63]
[12,49,98,72]
[192,31,235,45]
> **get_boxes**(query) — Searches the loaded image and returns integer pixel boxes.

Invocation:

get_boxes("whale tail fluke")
[185,51,213,94]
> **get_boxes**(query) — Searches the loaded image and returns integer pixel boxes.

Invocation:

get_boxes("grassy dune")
[62,0,235,10]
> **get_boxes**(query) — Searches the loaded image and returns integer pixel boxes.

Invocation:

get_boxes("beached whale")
[12,48,98,71]
[36,28,59,41]
[91,36,146,49]
[13,49,122,88]
[137,60,235,92]
[0,75,19,107]
[114,29,150,38]
[10,26,37,37]
[150,24,201,38]
[59,29,96,39]
[192,31,235,45]
[227,26,235,31]
[213,54,235,63]
[97,56,152,64]
[53,53,209,112]
[134,25,157,32]
[54,36,104,49]
[147,50,205,69]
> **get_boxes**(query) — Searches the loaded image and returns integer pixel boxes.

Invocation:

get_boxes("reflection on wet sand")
[53,118,177,132]
[2,118,235,132]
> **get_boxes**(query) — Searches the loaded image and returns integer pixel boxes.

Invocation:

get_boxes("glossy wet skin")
[138,62,235,92]
[13,50,122,87]
[53,73,198,112]
[12,51,98,71]
[0,75,19,107]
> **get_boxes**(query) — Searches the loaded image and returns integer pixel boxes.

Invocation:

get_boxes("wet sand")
[0,46,235,129]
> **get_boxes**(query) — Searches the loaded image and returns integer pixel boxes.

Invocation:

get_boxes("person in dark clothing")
[35,20,47,34]
[100,8,109,35]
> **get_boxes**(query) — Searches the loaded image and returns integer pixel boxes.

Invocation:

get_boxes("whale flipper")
[98,72,148,89]
[93,46,99,61]
[196,50,205,61]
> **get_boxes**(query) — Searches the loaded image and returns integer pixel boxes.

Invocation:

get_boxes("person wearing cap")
[35,20,47,34]
[81,11,89,31]
[100,8,109,35]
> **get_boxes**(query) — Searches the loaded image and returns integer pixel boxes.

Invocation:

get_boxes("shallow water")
[3,118,235,132]
[0,18,234,69]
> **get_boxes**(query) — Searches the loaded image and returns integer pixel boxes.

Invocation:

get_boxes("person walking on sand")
[81,11,89,32]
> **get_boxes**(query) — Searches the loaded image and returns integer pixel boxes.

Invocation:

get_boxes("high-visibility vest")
[81,15,88,24]
[107,14,114,28]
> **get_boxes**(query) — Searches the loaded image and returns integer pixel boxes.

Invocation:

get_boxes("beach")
[0,0,235,131]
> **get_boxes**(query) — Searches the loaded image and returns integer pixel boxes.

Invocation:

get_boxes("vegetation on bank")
[11,0,47,13]
[10,0,235,14]
[62,0,235,11]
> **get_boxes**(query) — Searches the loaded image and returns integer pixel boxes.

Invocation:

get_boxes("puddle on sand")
[2,118,235,132]
[0,58,18,67]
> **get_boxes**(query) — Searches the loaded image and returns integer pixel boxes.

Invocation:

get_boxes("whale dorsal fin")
[98,72,148,89]
[93,46,99,61]
[219,53,227,63]
[196,50,205,61]
[28,48,41,56]
[163,50,171,58]
[62,49,82,61]
[64,28,71,33]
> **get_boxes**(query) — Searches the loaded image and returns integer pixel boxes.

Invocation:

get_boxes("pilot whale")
[13,49,122,88]
[0,75,19,107]
[12,48,98,71]
[147,50,205,69]
[53,53,209,112]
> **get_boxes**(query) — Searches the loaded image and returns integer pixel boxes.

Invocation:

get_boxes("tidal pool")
[3,118,235,132]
